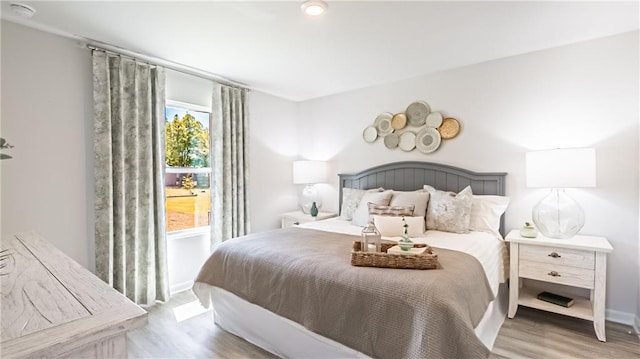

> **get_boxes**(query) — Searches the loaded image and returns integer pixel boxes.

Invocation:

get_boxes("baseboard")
[170,280,194,295]
[634,315,640,335]
[605,308,636,325]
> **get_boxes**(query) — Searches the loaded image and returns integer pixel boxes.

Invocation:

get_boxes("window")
[164,101,211,233]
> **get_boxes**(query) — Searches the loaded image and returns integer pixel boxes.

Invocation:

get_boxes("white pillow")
[340,187,383,220]
[373,215,425,237]
[389,190,430,218]
[423,185,473,233]
[469,195,510,237]
[352,190,393,226]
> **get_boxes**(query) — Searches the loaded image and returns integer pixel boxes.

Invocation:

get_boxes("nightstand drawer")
[520,244,594,269]
[281,217,301,228]
[519,260,595,289]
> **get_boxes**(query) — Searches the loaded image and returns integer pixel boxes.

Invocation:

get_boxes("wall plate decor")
[406,101,430,126]
[384,133,399,149]
[363,126,378,143]
[415,128,441,154]
[399,131,416,152]
[425,111,443,128]
[374,112,393,136]
[364,100,459,154]
[438,117,460,139]
[391,113,407,130]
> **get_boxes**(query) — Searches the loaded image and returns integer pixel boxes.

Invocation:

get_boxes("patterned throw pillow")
[351,190,393,227]
[424,185,474,234]
[367,203,415,217]
[340,187,383,220]
[389,190,430,218]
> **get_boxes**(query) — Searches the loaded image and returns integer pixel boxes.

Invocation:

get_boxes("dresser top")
[505,229,613,253]
[1,232,147,357]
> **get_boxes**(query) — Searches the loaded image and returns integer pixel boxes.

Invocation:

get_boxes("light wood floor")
[128,291,639,358]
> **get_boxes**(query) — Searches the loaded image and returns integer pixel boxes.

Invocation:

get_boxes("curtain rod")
[86,40,250,91]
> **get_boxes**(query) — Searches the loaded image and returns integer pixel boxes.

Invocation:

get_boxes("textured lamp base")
[532,188,584,239]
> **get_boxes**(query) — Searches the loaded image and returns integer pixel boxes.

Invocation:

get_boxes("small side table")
[281,211,337,229]
[505,230,613,341]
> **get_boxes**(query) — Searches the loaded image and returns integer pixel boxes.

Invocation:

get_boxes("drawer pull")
[547,271,561,277]
[548,252,561,258]
[293,221,300,225]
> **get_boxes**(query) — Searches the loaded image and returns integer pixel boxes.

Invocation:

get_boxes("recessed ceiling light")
[10,2,36,18]
[301,1,327,17]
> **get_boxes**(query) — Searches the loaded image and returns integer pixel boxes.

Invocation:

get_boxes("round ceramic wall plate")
[438,117,460,139]
[374,112,393,136]
[415,128,441,154]
[391,113,407,130]
[362,126,378,143]
[406,101,430,127]
[399,131,416,152]
[384,133,399,149]
[425,112,443,128]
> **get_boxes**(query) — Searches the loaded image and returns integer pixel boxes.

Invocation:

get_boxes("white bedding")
[300,217,508,296]
[195,218,509,358]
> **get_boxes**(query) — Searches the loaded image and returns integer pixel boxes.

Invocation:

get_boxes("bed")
[194,161,509,358]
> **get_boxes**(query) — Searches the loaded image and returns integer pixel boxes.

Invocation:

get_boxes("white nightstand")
[505,230,613,341]
[281,211,337,229]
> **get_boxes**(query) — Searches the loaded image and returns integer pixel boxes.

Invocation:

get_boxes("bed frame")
[338,161,507,235]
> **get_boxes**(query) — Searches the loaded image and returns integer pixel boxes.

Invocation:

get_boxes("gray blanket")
[195,227,494,359]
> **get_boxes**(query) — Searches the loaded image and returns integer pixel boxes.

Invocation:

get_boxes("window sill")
[167,226,210,240]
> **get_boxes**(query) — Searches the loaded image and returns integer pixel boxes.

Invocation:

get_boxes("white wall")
[249,91,299,231]
[299,31,640,322]
[1,20,94,270]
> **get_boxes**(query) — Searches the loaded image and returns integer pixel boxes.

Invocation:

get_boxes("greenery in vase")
[0,138,13,160]
[398,216,413,251]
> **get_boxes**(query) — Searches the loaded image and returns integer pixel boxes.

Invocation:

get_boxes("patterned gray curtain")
[93,50,169,305]
[210,83,250,249]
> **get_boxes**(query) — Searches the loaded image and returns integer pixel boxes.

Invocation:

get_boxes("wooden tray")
[350,241,438,270]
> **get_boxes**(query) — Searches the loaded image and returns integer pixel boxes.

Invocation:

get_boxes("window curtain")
[210,83,250,249]
[93,50,169,305]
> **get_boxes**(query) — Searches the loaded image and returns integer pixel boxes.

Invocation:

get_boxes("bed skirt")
[195,283,508,358]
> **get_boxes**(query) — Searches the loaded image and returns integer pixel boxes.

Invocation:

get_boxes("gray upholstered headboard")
[338,161,507,235]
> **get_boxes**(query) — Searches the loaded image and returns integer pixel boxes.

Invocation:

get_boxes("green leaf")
[0,138,6,146]
[0,154,12,160]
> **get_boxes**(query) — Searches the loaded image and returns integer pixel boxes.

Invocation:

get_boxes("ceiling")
[1,1,638,101]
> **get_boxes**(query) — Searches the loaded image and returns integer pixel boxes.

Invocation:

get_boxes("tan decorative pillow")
[424,185,474,233]
[352,190,393,227]
[367,203,415,217]
[389,190,430,218]
[373,215,425,237]
[340,187,383,220]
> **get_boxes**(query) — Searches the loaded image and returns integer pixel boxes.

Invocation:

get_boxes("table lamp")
[293,160,327,214]
[526,148,596,239]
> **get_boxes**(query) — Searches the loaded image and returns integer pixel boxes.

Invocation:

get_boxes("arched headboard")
[338,161,507,235]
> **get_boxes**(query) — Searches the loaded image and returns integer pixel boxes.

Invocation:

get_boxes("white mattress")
[194,218,509,358]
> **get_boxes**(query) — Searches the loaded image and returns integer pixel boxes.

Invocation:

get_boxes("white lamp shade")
[526,148,596,188]
[293,160,327,184]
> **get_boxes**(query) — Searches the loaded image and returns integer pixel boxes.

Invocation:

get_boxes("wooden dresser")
[1,232,147,358]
